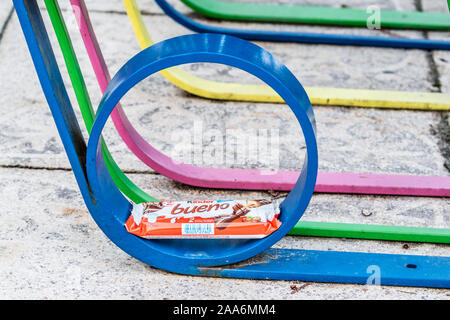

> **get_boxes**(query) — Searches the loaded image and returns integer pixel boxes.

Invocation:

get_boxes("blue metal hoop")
[86,33,318,271]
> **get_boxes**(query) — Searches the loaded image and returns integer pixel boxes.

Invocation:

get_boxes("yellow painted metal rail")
[123,0,450,111]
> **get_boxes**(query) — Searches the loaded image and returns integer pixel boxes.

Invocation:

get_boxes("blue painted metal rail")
[155,0,450,50]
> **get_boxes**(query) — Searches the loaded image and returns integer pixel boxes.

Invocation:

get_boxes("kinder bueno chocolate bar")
[125,199,282,239]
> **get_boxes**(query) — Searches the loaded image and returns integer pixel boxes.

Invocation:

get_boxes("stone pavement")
[0,0,448,299]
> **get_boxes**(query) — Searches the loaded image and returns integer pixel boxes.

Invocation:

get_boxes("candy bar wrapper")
[125,199,282,239]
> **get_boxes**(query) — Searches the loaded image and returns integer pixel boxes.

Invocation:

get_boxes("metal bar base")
[197,248,450,288]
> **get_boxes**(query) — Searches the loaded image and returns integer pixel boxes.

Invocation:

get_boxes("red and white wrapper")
[125,199,282,239]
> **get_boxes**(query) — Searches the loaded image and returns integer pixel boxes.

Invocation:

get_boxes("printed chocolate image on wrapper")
[125,199,282,239]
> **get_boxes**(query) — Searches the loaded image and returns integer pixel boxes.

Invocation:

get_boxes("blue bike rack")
[155,0,450,50]
[14,0,450,288]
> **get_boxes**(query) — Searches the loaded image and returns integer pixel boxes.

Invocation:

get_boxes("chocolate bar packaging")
[125,199,282,239]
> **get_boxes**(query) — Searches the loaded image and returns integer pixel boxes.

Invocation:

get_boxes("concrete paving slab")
[422,0,450,93]
[0,168,448,300]
[1,10,447,176]
[421,0,449,12]
[0,2,13,36]
[227,0,415,11]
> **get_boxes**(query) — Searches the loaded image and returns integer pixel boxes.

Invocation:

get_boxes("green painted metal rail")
[181,0,450,30]
[290,221,450,243]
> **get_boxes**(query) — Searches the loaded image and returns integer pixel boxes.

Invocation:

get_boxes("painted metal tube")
[155,0,450,50]
[180,0,450,30]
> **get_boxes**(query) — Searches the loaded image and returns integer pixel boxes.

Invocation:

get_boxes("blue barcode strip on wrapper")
[182,223,215,235]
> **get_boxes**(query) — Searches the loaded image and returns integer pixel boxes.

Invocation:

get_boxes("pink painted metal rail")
[71,0,450,197]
